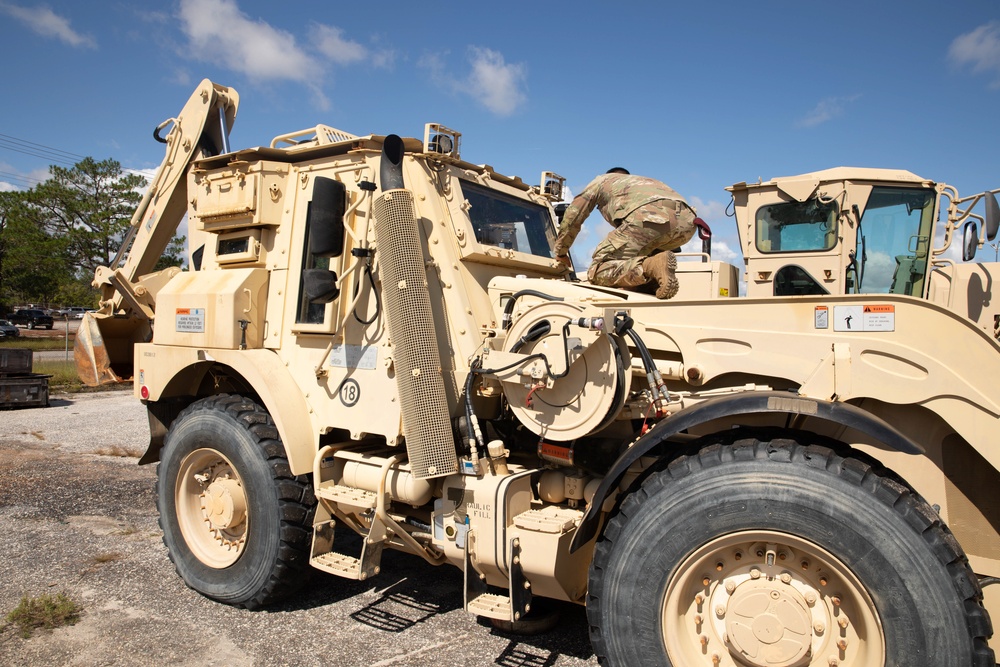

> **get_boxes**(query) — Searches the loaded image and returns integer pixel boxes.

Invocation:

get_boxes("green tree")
[0,158,186,308]
[27,157,146,277]
[0,190,73,307]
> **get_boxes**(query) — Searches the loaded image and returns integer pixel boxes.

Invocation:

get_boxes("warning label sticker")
[833,305,895,332]
[175,308,205,333]
[328,344,378,370]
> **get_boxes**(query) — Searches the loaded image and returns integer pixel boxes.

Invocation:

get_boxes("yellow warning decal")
[863,305,895,313]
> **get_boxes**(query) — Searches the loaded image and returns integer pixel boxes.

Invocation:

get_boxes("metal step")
[311,552,366,579]
[467,593,511,620]
[315,482,377,509]
[309,519,385,581]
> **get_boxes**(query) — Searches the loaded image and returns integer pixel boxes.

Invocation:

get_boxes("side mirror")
[302,269,340,303]
[985,192,999,242]
[308,177,347,257]
[962,220,979,262]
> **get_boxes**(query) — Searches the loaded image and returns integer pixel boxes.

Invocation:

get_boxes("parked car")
[65,307,87,319]
[0,319,19,338]
[8,309,54,330]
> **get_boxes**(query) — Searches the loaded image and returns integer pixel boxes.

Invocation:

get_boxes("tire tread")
[587,435,995,666]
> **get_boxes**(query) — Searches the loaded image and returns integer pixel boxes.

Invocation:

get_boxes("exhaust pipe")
[372,135,458,480]
[380,134,405,191]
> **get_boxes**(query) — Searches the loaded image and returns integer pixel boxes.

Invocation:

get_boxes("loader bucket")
[74,312,151,386]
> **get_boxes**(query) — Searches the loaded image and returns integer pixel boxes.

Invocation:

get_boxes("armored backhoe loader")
[78,79,1000,666]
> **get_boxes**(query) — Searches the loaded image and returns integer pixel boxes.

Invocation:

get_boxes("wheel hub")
[662,532,884,666]
[176,449,249,568]
[725,580,812,666]
[201,477,247,531]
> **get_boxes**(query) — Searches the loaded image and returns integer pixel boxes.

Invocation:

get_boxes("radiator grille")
[373,189,458,479]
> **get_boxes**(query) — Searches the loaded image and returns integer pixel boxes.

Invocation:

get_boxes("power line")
[0,169,45,184]
[0,140,78,167]
[0,133,86,160]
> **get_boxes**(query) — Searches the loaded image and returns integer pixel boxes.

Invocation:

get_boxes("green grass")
[4,592,81,638]
[0,337,71,352]
[33,359,87,392]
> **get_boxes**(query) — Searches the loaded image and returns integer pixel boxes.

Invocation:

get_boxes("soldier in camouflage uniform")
[554,168,697,299]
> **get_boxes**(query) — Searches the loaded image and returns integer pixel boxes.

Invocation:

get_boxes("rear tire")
[156,394,315,609]
[587,436,994,666]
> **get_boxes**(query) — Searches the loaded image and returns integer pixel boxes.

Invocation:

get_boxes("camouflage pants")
[587,199,696,288]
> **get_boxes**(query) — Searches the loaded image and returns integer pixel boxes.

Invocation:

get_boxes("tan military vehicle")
[76,80,999,666]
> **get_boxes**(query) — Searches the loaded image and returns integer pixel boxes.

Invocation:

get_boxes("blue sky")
[1,0,998,269]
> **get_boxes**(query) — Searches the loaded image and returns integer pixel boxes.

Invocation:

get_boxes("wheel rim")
[175,448,249,568]
[662,530,884,667]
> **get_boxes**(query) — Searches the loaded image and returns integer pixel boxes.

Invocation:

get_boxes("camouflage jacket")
[554,173,689,256]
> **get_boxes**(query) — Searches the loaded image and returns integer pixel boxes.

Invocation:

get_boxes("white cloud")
[310,24,367,65]
[177,0,328,107]
[949,21,1000,88]
[465,47,527,116]
[420,47,528,116]
[0,2,96,48]
[796,94,862,128]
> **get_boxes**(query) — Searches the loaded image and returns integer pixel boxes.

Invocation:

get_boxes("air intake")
[373,139,458,479]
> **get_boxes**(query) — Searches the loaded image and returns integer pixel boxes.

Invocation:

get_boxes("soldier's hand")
[555,254,573,271]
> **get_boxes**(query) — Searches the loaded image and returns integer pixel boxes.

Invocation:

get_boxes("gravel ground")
[0,391,599,666]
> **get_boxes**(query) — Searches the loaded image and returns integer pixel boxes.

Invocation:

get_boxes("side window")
[296,200,329,325]
[756,200,838,253]
[855,187,934,296]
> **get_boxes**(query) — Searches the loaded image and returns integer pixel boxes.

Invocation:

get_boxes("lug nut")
[805,592,817,605]
[814,621,825,635]
[695,594,705,605]
[838,616,849,629]
[725,581,736,594]
[837,639,848,651]
[702,576,711,586]
[716,606,726,618]
[819,577,828,587]
[716,562,724,571]
[750,568,761,580]
[779,572,792,584]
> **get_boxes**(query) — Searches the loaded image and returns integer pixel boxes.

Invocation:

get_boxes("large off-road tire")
[587,436,994,666]
[156,394,315,609]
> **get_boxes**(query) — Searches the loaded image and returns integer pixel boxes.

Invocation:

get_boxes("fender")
[205,349,316,475]
[140,346,316,475]
[569,391,922,553]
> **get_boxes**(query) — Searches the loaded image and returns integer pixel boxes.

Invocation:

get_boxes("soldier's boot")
[642,251,678,300]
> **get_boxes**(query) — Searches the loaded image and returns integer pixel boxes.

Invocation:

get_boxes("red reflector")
[140,385,150,399]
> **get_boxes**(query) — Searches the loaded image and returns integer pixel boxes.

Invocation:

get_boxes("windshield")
[857,187,935,296]
[460,181,556,258]
[756,199,838,253]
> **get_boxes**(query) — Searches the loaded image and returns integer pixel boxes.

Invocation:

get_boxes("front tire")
[157,394,314,609]
[587,436,994,666]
